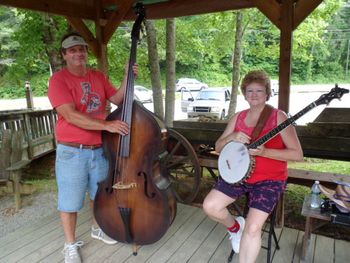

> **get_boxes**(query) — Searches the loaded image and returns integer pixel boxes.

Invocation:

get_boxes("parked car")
[187,88,231,120]
[180,89,199,112]
[271,79,279,96]
[134,85,153,103]
[176,78,208,92]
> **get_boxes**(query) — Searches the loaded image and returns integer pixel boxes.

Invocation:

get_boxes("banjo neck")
[218,85,348,184]
[247,102,316,149]
[247,85,349,149]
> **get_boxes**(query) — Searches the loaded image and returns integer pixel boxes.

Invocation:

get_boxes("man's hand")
[104,120,129,135]
[132,63,139,78]
[125,63,139,78]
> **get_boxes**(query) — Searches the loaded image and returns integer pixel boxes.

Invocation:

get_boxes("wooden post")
[278,0,293,113]
[25,81,34,110]
[275,0,294,228]
[12,170,21,211]
[95,0,111,114]
[346,39,350,77]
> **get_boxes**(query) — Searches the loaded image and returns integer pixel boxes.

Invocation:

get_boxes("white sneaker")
[91,226,118,245]
[228,216,245,253]
[62,241,84,263]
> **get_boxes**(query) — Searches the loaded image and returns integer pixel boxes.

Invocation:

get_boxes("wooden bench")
[0,109,57,210]
[0,129,32,211]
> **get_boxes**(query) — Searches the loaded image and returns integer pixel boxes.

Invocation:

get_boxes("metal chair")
[227,204,280,263]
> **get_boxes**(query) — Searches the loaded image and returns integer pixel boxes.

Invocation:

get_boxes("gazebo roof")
[0,0,256,21]
[0,0,318,29]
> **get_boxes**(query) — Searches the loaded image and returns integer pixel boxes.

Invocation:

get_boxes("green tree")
[0,9,68,97]
[292,0,343,82]
[229,11,245,117]
[0,7,19,76]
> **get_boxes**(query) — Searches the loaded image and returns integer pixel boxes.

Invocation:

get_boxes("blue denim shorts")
[55,144,108,212]
[215,179,286,213]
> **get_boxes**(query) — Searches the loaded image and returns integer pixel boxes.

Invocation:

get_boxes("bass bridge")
[113,182,137,189]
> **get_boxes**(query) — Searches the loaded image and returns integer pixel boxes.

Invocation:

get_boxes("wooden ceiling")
[0,0,254,21]
[0,0,257,47]
[0,0,320,26]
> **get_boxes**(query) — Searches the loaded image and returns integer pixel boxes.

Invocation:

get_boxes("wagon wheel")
[165,128,201,204]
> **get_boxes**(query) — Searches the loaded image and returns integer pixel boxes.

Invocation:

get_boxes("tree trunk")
[145,20,164,119]
[165,18,176,127]
[229,11,244,117]
[42,14,64,73]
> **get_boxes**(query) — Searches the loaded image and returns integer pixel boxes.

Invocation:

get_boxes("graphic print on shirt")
[80,82,101,112]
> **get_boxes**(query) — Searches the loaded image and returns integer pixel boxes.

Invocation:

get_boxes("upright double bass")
[94,4,176,247]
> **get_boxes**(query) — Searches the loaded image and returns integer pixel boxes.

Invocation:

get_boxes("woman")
[203,70,303,263]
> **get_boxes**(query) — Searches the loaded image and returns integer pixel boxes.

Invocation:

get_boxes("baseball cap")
[61,35,88,49]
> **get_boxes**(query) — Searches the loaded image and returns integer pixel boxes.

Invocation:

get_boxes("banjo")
[218,85,349,184]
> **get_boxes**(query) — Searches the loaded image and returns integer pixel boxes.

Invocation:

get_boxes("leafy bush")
[0,85,25,98]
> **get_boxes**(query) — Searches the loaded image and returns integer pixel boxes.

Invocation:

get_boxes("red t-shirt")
[48,68,117,145]
[234,108,287,183]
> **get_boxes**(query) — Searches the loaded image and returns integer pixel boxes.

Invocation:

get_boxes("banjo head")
[218,141,251,184]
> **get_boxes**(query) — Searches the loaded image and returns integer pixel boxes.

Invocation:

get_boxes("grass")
[21,152,57,193]
[23,178,57,193]
[289,158,350,175]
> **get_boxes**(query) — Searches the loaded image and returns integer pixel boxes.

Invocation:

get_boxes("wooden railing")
[0,109,57,160]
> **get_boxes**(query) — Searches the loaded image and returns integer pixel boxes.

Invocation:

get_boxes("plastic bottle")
[310,180,322,208]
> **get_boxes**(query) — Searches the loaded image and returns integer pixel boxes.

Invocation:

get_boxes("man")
[48,32,137,263]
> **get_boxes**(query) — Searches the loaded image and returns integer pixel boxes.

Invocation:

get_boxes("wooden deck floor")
[0,203,349,263]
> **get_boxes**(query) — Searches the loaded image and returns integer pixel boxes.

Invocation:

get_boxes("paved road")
[1,83,349,125]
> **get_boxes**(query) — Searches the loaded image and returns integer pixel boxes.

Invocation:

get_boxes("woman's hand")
[249,145,265,156]
[230,131,251,145]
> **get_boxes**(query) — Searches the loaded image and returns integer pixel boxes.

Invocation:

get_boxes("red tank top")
[234,108,287,183]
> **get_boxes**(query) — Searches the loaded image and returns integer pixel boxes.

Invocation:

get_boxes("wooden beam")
[0,0,254,20]
[103,0,134,43]
[288,168,350,185]
[124,0,254,20]
[95,0,108,73]
[251,0,281,29]
[0,0,95,20]
[65,17,99,58]
[278,0,293,112]
[293,0,323,30]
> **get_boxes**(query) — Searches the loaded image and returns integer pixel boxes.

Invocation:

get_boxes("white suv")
[176,78,208,92]
[134,85,153,103]
[271,79,279,96]
[187,88,231,120]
